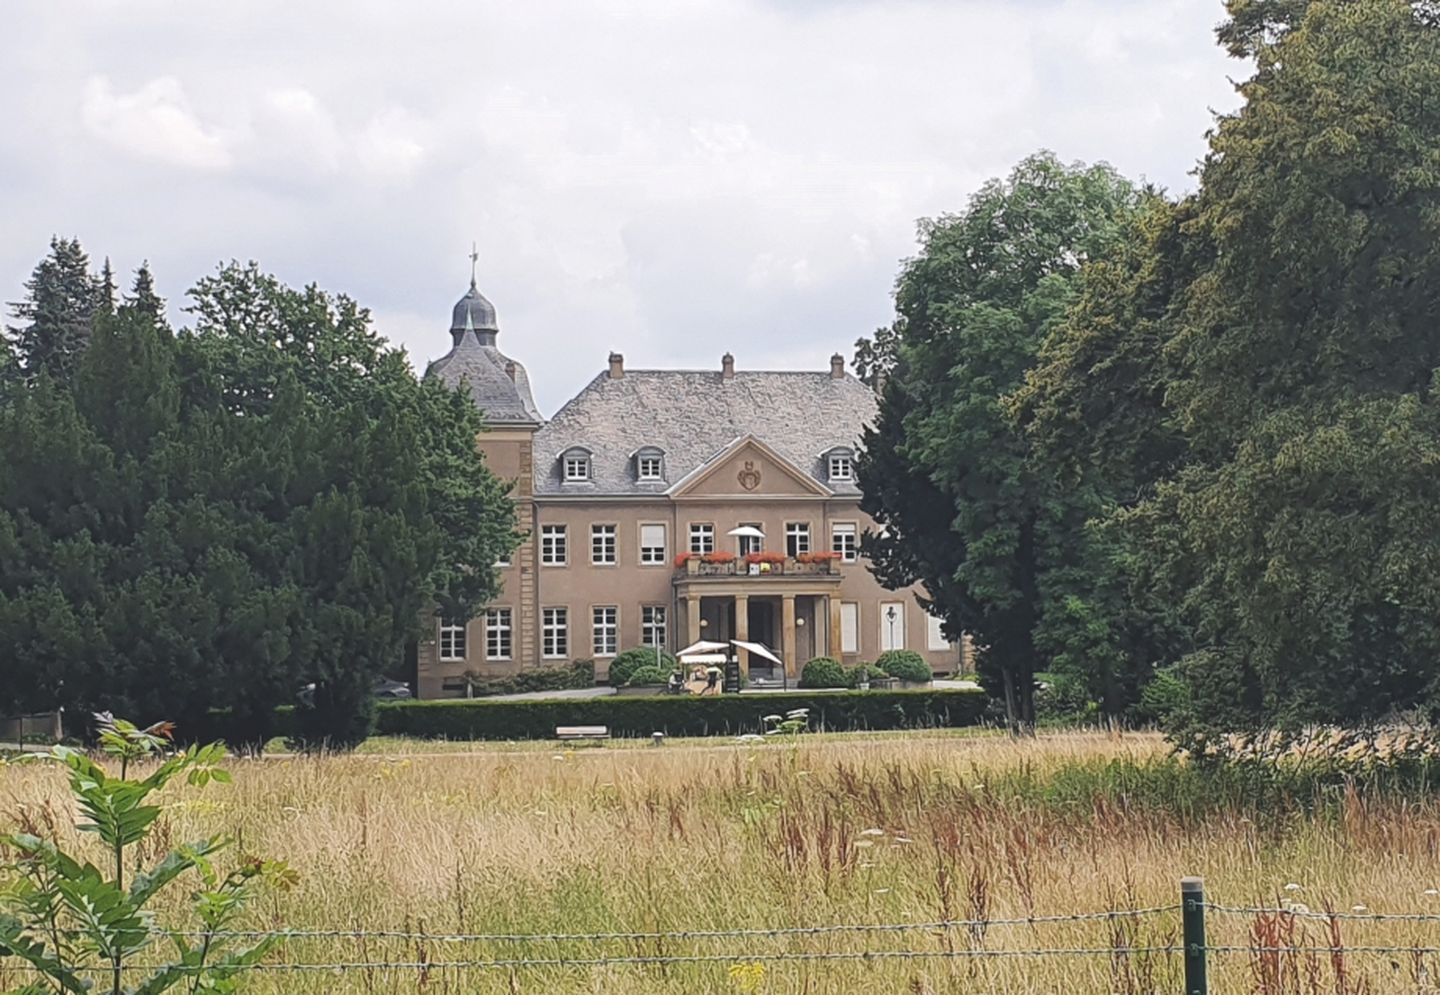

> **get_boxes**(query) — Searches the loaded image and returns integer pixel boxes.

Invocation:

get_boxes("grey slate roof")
[533,369,876,496]
[425,280,543,425]
[426,331,543,425]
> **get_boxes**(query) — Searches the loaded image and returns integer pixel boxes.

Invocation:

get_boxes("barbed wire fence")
[8,881,1440,990]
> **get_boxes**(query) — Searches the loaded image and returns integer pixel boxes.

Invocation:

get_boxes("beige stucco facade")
[416,429,967,698]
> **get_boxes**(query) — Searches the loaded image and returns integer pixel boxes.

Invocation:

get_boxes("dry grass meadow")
[7,728,1440,994]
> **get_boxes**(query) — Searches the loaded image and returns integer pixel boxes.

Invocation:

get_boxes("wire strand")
[90,905,1177,944]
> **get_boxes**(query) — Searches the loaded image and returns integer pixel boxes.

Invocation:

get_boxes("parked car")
[296,678,412,707]
[373,678,412,700]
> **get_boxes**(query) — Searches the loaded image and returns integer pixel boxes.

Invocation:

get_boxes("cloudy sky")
[3,0,1241,414]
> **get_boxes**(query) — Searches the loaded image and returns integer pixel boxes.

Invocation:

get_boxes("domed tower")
[427,269,543,426]
[419,253,543,697]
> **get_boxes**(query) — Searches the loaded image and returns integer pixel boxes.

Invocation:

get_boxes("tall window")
[831,522,858,563]
[593,606,618,657]
[639,524,666,564]
[737,523,763,556]
[439,618,467,661]
[785,522,811,557]
[637,455,663,480]
[840,603,859,655]
[927,612,949,651]
[541,524,568,565]
[828,453,854,481]
[486,608,512,660]
[543,607,569,659]
[591,524,617,565]
[564,454,590,482]
[689,523,715,554]
[642,605,667,648]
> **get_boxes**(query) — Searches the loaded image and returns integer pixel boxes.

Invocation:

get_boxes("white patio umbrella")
[731,640,783,666]
[726,525,766,539]
[677,640,729,658]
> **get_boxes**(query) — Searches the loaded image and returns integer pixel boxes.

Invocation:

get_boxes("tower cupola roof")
[451,279,498,336]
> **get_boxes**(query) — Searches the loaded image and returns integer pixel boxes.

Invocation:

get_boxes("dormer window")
[826,448,855,482]
[561,447,592,483]
[633,446,666,482]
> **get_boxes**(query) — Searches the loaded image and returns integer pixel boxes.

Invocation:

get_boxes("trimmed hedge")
[462,660,595,697]
[371,688,987,741]
[607,647,677,687]
[846,663,888,688]
[798,657,847,689]
[625,665,672,687]
[876,650,932,683]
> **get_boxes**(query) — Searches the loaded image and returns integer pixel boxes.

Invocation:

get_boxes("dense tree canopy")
[856,152,1142,729]
[1018,0,1440,744]
[0,257,518,747]
[865,0,1440,742]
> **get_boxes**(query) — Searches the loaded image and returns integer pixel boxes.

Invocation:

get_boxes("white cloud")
[355,108,428,183]
[80,75,230,170]
[2,0,1244,414]
[239,87,345,181]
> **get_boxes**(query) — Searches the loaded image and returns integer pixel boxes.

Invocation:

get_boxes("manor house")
[415,274,965,697]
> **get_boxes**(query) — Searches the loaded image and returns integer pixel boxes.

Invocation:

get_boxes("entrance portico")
[676,569,844,678]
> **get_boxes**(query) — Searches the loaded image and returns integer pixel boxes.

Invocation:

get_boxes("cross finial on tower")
[469,242,479,289]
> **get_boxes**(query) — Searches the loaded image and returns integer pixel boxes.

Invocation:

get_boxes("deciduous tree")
[856,152,1141,730]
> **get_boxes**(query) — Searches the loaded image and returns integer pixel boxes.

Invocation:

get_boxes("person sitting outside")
[704,664,722,695]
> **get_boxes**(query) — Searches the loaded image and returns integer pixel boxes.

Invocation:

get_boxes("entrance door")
[746,599,779,680]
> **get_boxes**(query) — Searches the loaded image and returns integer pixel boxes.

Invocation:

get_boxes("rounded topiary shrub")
[625,665,672,687]
[607,647,677,687]
[846,663,888,688]
[876,650,932,684]
[799,656,848,689]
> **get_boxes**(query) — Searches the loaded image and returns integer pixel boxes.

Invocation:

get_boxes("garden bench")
[555,725,609,741]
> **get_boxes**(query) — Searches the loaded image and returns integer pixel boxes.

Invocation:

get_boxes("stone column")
[829,595,843,660]
[734,594,749,675]
[687,595,701,648]
[782,595,797,678]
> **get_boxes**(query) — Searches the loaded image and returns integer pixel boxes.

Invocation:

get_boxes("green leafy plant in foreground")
[0,714,292,995]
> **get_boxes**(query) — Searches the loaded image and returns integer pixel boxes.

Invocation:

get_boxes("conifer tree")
[6,236,103,383]
[1,262,519,750]
[98,256,117,316]
[124,261,165,323]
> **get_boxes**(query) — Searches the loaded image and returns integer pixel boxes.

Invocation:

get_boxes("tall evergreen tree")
[0,264,519,750]
[124,261,165,323]
[98,257,117,316]
[856,153,1141,730]
[6,236,104,383]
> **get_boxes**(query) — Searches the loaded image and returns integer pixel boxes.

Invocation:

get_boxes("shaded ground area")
[480,678,980,702]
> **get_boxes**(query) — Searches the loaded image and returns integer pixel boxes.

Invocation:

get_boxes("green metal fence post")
[1182,876,1208,995]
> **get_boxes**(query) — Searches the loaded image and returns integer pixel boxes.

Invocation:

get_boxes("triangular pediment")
[669,435,830,498]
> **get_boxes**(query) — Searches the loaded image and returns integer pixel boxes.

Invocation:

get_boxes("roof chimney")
[830,353,845,379]
[721,352,735,379]
[608,352,624,379]
[505,360,517,382]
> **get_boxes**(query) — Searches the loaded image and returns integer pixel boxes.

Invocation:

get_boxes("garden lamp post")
[886,605,897,651]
